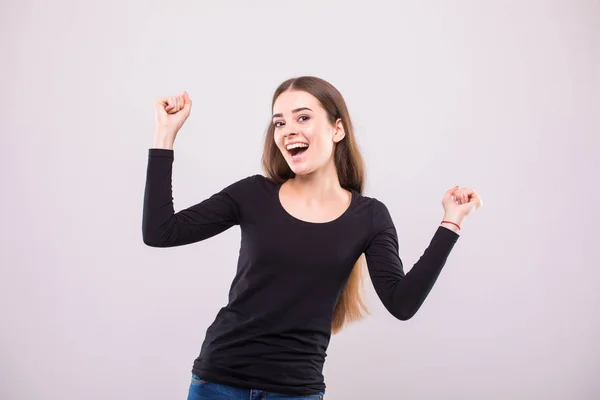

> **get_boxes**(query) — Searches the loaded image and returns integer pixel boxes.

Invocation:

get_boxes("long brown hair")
[261,76,370,334]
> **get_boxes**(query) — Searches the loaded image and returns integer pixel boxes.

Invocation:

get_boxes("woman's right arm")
[142,148,240,247]
[142,91,240,247]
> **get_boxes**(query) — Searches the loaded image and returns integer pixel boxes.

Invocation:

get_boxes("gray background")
[1,0,599,399]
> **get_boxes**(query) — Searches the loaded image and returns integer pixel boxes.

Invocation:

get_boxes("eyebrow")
[272,107,313,119]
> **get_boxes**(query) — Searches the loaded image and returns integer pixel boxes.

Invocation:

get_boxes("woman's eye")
[274,116,308,128]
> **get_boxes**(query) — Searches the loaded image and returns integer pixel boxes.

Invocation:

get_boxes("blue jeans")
[187,374,324,400]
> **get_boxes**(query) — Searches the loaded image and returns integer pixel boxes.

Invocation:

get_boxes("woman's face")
[272,90,344,176]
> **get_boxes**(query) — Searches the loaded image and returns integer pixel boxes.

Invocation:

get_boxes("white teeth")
[286,143,309,150]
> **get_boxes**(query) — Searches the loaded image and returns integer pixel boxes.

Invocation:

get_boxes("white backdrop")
[1,1,599,399]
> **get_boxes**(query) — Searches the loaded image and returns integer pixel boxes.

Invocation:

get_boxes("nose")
[283,127,298,138]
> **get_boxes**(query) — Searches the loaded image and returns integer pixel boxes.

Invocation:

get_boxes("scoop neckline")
[275,182,357,226]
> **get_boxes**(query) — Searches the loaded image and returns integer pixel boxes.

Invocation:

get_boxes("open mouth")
[286,143,309,157]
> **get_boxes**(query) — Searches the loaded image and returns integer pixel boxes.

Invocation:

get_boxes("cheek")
[323,141,335,156]
[310,130,332,149]
[273,132,284,148]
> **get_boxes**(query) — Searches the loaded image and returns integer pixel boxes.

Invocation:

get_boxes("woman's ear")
[333,118,346,143]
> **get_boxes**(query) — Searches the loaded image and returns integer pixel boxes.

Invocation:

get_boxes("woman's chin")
[285,156,307,174]
[286,157,330,177]
[288,163,312,176]
[290,167,307,176]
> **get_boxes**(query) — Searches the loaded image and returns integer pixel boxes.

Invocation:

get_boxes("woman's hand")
[154,91,193,140]
[440,186,483,230]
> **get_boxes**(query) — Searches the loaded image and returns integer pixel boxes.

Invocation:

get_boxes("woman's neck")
[286,161,347,203]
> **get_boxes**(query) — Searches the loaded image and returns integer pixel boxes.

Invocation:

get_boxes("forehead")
[272,90,322,114]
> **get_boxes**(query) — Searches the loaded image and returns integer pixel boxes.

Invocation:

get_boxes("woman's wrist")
[153,131,175,150]
[440,214,463,232]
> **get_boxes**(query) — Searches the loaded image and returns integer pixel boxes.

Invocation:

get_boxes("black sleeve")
[364,200,460,320]
[141,148,249,247]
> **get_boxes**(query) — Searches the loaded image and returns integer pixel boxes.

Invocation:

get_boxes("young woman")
[142,76,482,400]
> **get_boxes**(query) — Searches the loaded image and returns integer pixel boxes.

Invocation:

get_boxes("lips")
[285,142,309,158]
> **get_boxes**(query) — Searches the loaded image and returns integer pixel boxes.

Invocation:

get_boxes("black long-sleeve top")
[142,148,460,396]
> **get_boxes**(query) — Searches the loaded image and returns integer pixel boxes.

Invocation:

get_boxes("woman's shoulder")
[353,191,390,213]
[234,173,277,188]
[222,173,272,186]
[352,191,395,231]
[220,173,278,198]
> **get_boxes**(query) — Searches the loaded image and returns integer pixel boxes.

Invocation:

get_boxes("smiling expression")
[272,90,345,176]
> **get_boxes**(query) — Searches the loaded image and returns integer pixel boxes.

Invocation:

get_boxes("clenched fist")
[154,91,193,139]
[437,185,483,232]
[442,185,483,221]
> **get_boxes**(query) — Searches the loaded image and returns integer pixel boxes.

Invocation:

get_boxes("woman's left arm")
[364,186,482,320]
